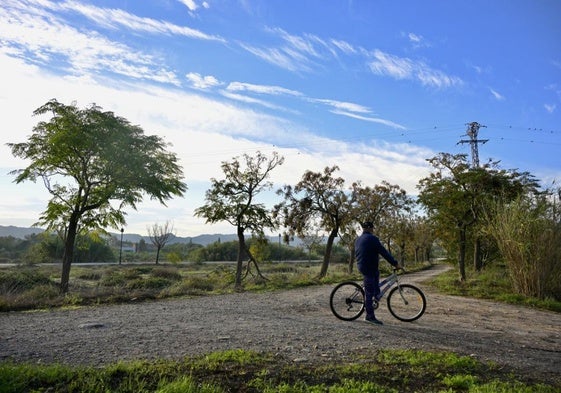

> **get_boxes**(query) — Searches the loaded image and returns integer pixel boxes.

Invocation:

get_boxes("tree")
[8,99,187,293]
[194,151,284,289]
[350,181,413,261]
[147,220,175,264]
[275,166,352,278]
[417,153,537,280]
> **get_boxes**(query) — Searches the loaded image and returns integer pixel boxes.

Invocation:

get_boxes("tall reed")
[486,197,560,300]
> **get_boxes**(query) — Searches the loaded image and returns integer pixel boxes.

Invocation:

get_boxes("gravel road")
[1,264,560,383]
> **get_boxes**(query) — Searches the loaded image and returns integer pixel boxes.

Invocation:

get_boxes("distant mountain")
[0,225,44,239]
[118,232,240,246]
[0,225,285,247]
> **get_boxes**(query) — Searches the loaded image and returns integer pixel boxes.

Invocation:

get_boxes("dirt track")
[1,264,560,383]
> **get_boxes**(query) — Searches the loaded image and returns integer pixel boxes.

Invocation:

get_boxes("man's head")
[361,221,374,231]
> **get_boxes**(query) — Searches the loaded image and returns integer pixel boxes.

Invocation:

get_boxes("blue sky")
[1,0,560,236]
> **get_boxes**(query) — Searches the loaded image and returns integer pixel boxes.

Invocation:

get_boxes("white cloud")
[368,49,463,88]
[330,39,357,55]
[310,98,372,115]
[0,1,182,85]
[406,32,431,49]
[186,72,222,89]
[330,110,406,130]
[226,82,302,97]
[545,103,556,113]
[219,91,292,112]
[408,33,422,43]
[56,0,222,41]
[490,88,505,101]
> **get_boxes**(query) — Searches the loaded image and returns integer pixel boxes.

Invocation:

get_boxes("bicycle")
[329,268,426,322]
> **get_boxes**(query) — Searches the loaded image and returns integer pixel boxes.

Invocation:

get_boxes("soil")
[1,264,560,384]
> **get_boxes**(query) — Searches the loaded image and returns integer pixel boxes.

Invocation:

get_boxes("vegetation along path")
[1,264,560,383]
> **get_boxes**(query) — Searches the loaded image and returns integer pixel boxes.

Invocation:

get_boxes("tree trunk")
[235,226,245,289]
[155,246,161,264]
[318,228,338,278]
[60,214,79,294]
[347,243,355,274]
[458,226,467,281]
[473,237,482,271]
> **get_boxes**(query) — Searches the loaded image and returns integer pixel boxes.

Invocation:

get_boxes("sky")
[1,0,560,237]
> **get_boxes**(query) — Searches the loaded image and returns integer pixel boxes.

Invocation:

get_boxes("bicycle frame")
[343,270,404,310]
[377,271,399,299]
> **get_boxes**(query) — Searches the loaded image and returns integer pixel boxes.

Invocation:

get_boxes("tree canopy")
[275,165,351,278]
[8,99,187,292]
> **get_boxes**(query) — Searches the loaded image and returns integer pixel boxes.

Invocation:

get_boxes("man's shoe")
[365,316,383,325]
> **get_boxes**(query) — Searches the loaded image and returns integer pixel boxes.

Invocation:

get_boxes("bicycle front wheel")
[329,281,365,321]
[387,284,426,322]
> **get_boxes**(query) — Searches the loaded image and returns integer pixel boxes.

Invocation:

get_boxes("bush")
[151,267,182,281]
[486,197,561,300]
[0,268,53,294]
[127,277,171,290]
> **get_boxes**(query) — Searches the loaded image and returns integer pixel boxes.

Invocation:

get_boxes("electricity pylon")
[458,122,488,167]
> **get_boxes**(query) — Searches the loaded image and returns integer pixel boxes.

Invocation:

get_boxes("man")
[355,221,401,325]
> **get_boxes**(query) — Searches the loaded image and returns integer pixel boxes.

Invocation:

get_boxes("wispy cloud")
[0,1,181,85]
[186,72,222,89]
[220,91,292,112]
[490,88,505,101]
[330,39,357,55]
[56,0,223,41]
[368,49,463,88]
[238,43,311,72]
[545,103,556,113]
[406,32,431,49]
[309,99,372,115]
[178,0,210,13]
[330,110,406,130]
[226,82,302,97]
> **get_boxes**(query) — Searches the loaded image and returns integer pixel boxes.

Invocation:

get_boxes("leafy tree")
[275,166,351,278]
[417,153,537,280]
[8,99,187,293]
[347,181,413,266]
[147,220,175,264]
[194,151,284,289]
[248,236,272,263]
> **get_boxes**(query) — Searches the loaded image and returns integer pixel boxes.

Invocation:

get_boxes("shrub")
[486,197,561,300]
[0,268,53,294]
[127,277,171,290]
[151,267,182,281]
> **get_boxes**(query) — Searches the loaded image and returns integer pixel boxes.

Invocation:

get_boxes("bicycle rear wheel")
[387,284,426,322]
[329,281,365,321]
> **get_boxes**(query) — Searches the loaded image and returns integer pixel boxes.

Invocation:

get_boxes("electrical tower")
[458,122,488,167]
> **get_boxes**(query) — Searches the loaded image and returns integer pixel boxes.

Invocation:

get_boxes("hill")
[0,225,289,247]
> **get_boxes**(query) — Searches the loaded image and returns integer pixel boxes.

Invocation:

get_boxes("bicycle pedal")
[373,301,379,310]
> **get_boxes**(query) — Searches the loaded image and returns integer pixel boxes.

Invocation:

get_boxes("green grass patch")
[2,349,555,393]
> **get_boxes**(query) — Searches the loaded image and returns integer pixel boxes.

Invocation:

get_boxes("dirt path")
[1,264,560,383]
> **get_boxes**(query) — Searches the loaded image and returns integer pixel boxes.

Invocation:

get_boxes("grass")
[0,261,375,312]
[0,349,558,393]
[427,263,561,313]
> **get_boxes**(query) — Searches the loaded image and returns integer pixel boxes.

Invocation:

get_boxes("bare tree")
[147,221,175,264]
